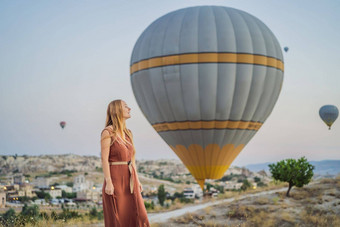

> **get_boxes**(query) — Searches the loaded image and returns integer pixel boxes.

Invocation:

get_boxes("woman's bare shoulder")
[101,126,115,142]
[101,126,114,136]
[103,125,113,131]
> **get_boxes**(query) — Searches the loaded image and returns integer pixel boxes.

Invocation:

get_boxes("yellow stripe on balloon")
[186,165,230,179]
[153,120,262,132]
[130,52,284,74]
[170,143,245,189]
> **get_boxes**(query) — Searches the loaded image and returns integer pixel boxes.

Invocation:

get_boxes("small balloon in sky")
[60,121,66,129]
[319,105,338,130]
[284,47,289,52]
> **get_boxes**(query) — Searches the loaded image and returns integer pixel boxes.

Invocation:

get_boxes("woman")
[101,100,150,227]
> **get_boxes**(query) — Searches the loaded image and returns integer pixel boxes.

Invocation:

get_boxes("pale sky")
[1,0,339,167]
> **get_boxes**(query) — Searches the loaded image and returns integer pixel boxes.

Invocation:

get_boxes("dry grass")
[22,216,102,227]
[217,191,235,199]
[171,212,204,225]
[253,197,271,205]
[289,185,323,200]
[226,205,255,220]
[272,196,280,205]
[147,199,193,213]
[150,223,161,227]
[326,188,337,197]
[278,211,295,224]
[320,177,337,185]
[246,211,277,227]
[300,206,340,226]
[204,206,212,215]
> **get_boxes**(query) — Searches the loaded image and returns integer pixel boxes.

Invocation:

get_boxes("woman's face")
[121,101,131,119]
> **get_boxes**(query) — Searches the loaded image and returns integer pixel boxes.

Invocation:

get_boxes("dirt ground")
[152,177,340,227]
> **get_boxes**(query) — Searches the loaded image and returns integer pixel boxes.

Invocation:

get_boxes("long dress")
[102,129,150,227]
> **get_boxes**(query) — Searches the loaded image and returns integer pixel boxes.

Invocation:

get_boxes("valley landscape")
[1,154,339,226]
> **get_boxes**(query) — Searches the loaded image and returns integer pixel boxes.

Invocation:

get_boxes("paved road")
[148,187,287,223]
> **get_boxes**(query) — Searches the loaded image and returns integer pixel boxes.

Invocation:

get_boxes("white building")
[13,174,25,185]
[33,177,51,188]
[18,183,34,198]
[223,181,243,190]
[76,189,100,203]
[183,185,203,199]
[56,185,73,193]
[45,188,62,199]
[183,188,195,199]
[73,175,93,192]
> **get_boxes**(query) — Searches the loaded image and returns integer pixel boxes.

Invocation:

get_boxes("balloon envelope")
[60,121,66,129]
[284,47,289,52]
[130,6,284,189]
[319,105,338,129]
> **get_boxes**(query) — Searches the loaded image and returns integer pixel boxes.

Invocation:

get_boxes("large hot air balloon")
[130,6,284,189]
[319,105,338,130]
[60,121,66,129]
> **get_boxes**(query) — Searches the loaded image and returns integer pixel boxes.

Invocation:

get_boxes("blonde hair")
[103,99,136,162]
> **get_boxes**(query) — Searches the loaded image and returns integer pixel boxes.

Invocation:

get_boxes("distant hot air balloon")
[130,6,284,189]
[60,121,66,129]
[284,47,289,52]
[319,105,338,130]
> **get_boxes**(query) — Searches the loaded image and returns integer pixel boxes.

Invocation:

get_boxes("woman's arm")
[101,130,114,194]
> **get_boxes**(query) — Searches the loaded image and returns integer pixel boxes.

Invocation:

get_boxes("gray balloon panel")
[131,63,283,124]
[158,129,257,148]
[131,6,283,65]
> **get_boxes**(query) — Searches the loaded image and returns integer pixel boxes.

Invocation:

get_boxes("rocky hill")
[0,154,101,174]
[0,154,269,183]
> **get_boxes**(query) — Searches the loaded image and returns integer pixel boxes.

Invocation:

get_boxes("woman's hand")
[139,184,143,192]
[105,181,114,195]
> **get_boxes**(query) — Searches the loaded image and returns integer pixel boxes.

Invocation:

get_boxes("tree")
[62,190,76,198]
[44,193,52,202]
[240,179,252,191]
[39,211,49,220]
[214,184,224,193]
[206,183,213,191]
[89,207,98,219]
[157,184,166,206]
[21,204,39,217]
[21,204,40,224]
[35,190,51,199]
[269,157,314,197]
[18,196,30,203]
[254,176,261,183]
[2,208,16,223]
[50,211,58,220]
[171,192,184,201]
[144,201,154,210]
